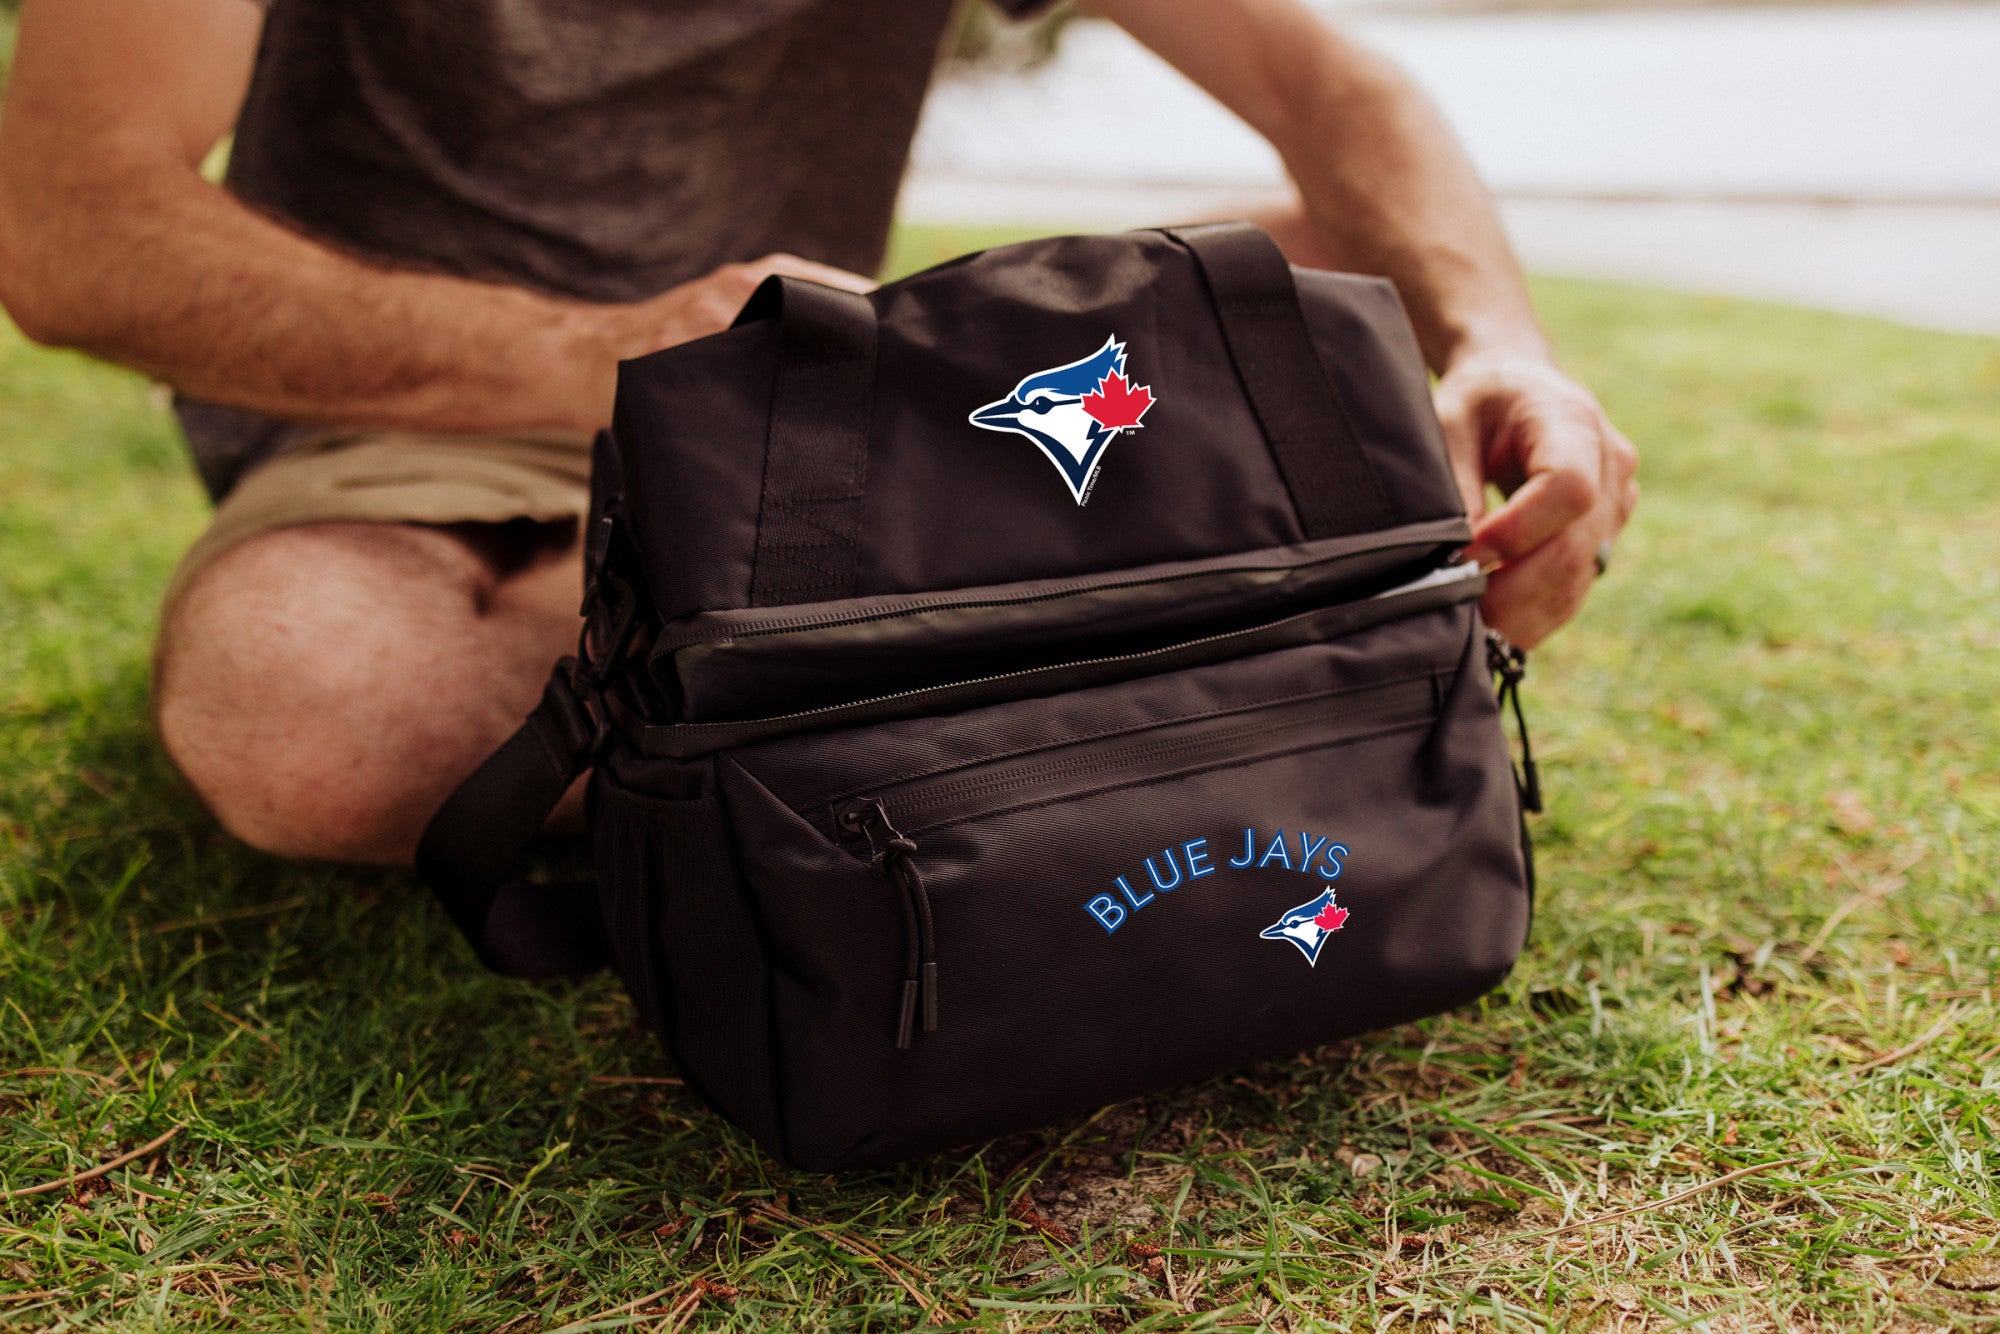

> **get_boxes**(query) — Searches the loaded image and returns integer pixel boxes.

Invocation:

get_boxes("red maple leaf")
[1080,371,1154,431]
[1313,902,1349,933]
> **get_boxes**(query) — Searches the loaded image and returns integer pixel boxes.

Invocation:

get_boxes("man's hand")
[1435,354,1639,648]
[599,253,877,365]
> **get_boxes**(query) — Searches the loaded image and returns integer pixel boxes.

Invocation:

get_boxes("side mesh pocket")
[593,775,785,1157]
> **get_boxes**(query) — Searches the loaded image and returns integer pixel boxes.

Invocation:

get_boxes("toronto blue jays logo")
[1083,825,1355,969]
[967,335,1155,505]
[1258,887,1351,967]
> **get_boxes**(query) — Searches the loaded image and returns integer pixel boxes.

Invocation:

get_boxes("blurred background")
[924,0,2000,337]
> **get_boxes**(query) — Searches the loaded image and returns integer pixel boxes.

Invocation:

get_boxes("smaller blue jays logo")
[968,335,1155,505]
[1259,888,1351,967]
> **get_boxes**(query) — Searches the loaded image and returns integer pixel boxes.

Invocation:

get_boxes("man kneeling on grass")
[0,0,1637,865]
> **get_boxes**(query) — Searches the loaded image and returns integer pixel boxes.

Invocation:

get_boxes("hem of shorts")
[160,489,589,624]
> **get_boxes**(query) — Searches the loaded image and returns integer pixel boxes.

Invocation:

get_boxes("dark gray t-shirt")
[184,0,1022,498]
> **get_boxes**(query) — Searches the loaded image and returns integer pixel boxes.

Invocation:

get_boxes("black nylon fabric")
[594,781,786,1153]
[616,228,1463,623]
[419,223,1535,1171]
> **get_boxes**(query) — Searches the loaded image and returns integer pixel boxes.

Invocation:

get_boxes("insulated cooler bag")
[417,223,1540,1171]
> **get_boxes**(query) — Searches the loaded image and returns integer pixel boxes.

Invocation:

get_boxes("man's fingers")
[1479,521,1600,650]
[1461,462,1596,569]
[740,252,879,294]
[1431,352,1638,646]
[1607,427,1641,522]
[626,253,881,356]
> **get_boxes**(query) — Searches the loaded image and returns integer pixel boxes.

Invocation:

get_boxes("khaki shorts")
[163,430,594,619]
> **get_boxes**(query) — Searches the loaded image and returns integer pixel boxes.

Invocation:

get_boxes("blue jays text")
[1085,828,1349,934]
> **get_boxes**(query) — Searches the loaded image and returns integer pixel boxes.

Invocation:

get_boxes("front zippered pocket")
[709,597,1530,1169]
[820,672,1442,1048]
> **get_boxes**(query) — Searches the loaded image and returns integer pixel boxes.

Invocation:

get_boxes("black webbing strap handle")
[1166,223,1399,541]
[414,667,612,979]
[735,275,879,607]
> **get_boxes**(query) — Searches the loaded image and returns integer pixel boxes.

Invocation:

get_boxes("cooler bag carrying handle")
[735,275,879,608]
[415,223,1410,980]
[1164,223,1399,540]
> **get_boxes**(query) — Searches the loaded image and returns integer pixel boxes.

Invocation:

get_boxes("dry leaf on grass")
[1937,1256,2000,1292]
[1826,789,1877,837]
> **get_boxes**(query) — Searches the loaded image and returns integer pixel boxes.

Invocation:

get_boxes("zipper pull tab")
[839,800,939,1048]
[1486,630,1543,815]
[847,798,917,873]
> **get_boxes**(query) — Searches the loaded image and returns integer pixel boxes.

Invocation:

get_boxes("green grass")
[3,225,1998,1332]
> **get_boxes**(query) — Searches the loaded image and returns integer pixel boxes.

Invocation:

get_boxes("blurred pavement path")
[903,3,2000,336]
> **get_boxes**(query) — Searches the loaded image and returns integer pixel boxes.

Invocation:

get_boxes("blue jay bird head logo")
[967,335,1155,505]
[1259,888,1350,967]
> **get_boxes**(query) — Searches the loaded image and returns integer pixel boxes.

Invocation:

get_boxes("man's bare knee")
[155,524,513,864]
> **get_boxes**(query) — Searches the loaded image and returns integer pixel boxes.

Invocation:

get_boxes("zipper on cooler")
[655,525,1471,655]
[843,674,1437,839]
[840,799,938,1050]
[1485,630,1542,814]
[642,562,1484,758]
[832,672,1441,1048]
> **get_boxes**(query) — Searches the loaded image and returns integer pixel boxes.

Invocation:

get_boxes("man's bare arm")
[1087,0,1639,648]
[0,0,867,437]
[1086,0,1540,373]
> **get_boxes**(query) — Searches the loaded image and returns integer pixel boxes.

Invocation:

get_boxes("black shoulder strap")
[735,275,879,607]
[414,668,612,979]
[1166,223,1398,540]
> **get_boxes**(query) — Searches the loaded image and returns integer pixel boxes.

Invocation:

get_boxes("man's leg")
[155,520,582,866]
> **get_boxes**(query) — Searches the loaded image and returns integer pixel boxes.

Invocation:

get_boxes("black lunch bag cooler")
[419,224,1539,1171]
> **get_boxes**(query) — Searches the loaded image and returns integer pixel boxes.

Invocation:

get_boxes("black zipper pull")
[1486,630,1542,815]
[840,799,938,1049]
